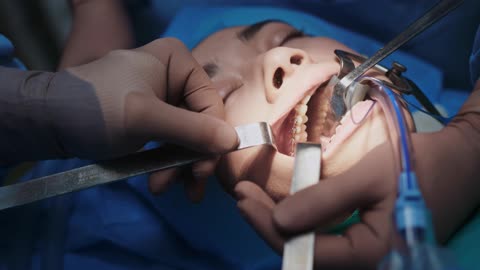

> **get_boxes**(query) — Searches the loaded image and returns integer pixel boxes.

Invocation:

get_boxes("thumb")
[274,142,396,234]
[138,99,238,153]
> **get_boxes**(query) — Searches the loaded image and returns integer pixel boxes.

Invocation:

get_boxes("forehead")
[192,22,296,65]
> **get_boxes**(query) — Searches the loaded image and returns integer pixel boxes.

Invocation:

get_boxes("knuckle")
[161,37,187,51]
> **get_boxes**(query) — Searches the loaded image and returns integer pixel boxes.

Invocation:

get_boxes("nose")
[263,47,309,103]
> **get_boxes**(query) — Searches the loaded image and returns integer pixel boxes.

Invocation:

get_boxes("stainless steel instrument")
[331,0,464,120]
[0,122,276,210]
[282,143,322,270]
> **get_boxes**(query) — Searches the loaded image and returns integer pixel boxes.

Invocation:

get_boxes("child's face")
[193,21,394,200]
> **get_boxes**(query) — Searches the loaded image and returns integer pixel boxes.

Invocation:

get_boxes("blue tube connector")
[395,171,430,245]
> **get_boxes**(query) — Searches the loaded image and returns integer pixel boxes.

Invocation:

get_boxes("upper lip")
[270,84,319,138]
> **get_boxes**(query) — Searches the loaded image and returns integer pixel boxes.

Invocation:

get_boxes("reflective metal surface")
[282,143,322,270]
[235,122,276,150]
[333,0,464,119]
[0,122,276,210]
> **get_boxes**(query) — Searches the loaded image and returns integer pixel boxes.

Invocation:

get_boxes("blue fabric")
[470,26,480,84]
[164,6,446,113]
[146,0,480,89]
[0,35,14,57]
[0,6,478,270]
[0,34,26,69]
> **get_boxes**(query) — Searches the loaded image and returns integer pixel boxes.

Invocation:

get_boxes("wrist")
[0,67,65,163]
[46,70,107,159]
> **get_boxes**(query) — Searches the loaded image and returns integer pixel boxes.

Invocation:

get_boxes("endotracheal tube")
[349,77,462,270]
[361,77,428,245]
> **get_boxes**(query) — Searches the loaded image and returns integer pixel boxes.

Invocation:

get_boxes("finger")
[191,158,218,182]
[235,181,285,253]
[136,38,224,119]
[274,143,396,233]
[133,38,238,152]
[183,159,217,202]
[148,168,180,195]
[312,208,392,270]
[136,99,238,153]
[235,181,275,208]
[184,171,207,203]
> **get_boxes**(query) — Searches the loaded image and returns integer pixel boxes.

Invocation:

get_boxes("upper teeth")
[289,94,311,156]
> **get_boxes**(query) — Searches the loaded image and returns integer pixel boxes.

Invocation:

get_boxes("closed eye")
[279,29,307,46]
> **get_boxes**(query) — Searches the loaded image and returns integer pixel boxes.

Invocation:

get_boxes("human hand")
[236,80,480,269]
[50,38,238,200]
[235,141,397,270]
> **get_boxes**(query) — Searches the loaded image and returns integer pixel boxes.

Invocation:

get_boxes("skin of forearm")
[413,80,480,243]
[59,0,134,69]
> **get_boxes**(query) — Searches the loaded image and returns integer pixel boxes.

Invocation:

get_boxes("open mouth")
[273,80,375,156]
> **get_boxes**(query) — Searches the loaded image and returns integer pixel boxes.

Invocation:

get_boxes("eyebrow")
[202,20,287,78]
[237,19,283,42]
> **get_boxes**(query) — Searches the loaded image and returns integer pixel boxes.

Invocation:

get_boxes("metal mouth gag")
[330,0,463,122]
[332,50,443,121]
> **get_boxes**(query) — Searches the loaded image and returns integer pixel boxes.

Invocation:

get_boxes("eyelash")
[279,29,306,46]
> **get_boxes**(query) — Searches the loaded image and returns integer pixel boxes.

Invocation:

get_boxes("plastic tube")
[355,77,413,177]
[348,77,463,269]
[353,77,428,245]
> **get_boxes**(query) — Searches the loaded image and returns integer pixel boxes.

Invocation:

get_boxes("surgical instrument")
[0,122,276,211]
[282,143,322,270]
[334,49,446,124]
[331,0,464,120]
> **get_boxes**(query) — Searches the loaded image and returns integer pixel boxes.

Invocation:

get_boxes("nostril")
[273,68,284,89]
[290,55,303,65]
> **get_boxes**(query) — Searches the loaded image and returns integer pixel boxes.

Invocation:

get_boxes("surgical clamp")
[331,0,464,120]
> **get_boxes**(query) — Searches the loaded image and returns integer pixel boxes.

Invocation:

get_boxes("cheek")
[224,89,272,125]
